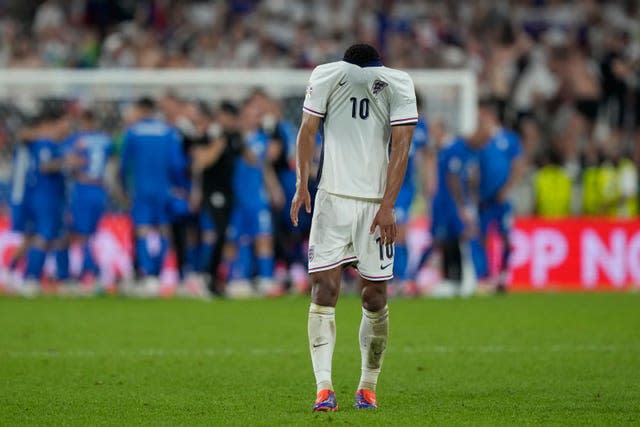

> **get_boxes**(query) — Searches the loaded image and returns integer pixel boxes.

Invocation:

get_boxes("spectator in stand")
[581,142,604,216]
[600,143,638,218]
[600,31,634,148]
[533,149,572,218]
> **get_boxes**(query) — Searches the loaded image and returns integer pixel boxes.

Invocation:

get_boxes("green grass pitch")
[1,293,639,425]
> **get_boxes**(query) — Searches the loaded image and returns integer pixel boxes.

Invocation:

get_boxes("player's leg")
[355,278,388,409]
[48,198,69,285]
[308,266,342,411]
[23,234,48,296]
[23,199,56,295]
[307,189,355,411]
[474,203,492,286]
[51,235,70,283]
[206,198,233,295]
[254,208,279,296]
[225,207,255,298]
[131,195,155,279]
[168,193,190,279]
[392,184,414,295]
[496,202,514,293]
[352,199,394,409]
[72,185,105,288]
[197,210,216,273]
[7,202,29,291]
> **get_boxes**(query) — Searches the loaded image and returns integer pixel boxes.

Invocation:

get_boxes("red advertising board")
[509,218,640,291]
[0,214,638,291]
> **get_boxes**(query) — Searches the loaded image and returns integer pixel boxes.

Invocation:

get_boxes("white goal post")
[0,68,476,134]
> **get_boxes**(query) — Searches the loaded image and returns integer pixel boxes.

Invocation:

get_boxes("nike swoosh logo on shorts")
[380,263,392,270]
[338,80,347,86]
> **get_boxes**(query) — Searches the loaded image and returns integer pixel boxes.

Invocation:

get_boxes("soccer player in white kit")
[290,44,417,411]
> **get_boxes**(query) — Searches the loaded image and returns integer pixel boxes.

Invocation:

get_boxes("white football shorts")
[308,189,394,281]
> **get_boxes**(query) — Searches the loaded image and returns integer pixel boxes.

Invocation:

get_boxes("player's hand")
[188,187,202,213]
[370,205,397,245]
[65,154,86,171]
[269,183,286,210]
[496,187,509,204]
[290,186,311,227]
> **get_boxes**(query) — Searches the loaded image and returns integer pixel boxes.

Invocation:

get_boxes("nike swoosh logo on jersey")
[313,342,329,348]
[380,263,392,270]
[338,80,347,86]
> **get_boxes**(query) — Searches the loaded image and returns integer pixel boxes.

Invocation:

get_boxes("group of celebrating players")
[5,82,521,299]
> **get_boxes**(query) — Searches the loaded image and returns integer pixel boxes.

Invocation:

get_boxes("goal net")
[0,68,477,135]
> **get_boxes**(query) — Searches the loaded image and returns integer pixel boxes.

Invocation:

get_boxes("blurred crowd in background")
[0,1,639,296]
[0,0,637,213]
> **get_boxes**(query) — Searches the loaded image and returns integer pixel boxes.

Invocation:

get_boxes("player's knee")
[255,236,273,256]
[31,235,49,250]
[361,282,387,312]
[309,272,340,306]
[136,226,151,237]
[202,231,217,245]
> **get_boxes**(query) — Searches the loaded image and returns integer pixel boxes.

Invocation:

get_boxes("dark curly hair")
[343,43,380,66]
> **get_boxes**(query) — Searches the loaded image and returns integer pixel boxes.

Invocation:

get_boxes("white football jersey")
[303,60,417,200]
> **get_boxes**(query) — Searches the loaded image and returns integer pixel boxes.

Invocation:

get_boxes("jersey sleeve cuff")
[302,106,326,118]
[390,117,418,126]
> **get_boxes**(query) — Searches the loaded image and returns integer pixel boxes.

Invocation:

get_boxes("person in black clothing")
[192,101,245,294]
[600,31,634,137]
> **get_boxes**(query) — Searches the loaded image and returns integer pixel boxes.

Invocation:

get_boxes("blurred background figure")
[120,97,183,296]
[224,92,281,298]
[191,101,245,296]
[66,109,114,293]
[533,149,572,218]
[0,0,638,296]
[474,99,524,293]
[20,110,74,295]
[392,94,430,296]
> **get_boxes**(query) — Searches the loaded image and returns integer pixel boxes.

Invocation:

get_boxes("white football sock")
[358,305,389,391]
[308,303,336,392]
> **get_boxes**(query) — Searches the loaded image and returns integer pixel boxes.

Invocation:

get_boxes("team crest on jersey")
[305,84,313,99]
[372,79,388,96]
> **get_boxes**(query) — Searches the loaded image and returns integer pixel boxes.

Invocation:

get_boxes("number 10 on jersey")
[350,97,370,119]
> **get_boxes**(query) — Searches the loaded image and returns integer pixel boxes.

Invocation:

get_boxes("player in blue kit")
[68,110,114,288]
[120,97,184,295]
[6,119,38,291]
[21,111,74,295]
[475,99,524,293]
[393,95,429,295]
[226,116,278,298]
[423,119,482,295]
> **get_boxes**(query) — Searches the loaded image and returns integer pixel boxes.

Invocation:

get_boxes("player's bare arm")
[497,156,525,203]
[371,124,415,245]
[290,112,320,226]
[192,137,226,172]
[263,163,286,209]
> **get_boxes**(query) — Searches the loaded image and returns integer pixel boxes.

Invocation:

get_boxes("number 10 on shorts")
[375,237,394,260]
